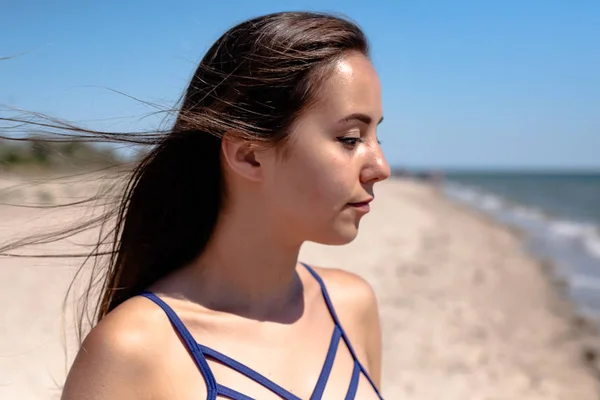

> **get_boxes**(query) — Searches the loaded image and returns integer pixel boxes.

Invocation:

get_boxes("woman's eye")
[337,137,362,147]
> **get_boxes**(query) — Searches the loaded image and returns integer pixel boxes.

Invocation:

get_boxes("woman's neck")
[177,201,305,322]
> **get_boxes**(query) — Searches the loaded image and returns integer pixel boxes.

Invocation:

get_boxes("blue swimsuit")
[140,263,384,400]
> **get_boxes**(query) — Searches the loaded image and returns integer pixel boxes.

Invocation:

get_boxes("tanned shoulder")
[310,266,382,388]
[61,296,173,400]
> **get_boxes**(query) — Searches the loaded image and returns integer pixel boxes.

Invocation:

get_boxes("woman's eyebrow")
[337,113,384,125]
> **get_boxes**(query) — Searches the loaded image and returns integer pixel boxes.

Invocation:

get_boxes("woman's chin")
[308,223,360,246]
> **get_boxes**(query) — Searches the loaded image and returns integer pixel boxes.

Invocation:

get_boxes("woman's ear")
[221,135,264,182]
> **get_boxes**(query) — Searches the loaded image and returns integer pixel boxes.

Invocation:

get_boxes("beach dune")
[0,174,598,399]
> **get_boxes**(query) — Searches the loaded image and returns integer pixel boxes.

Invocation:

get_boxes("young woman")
[58,11,390,400]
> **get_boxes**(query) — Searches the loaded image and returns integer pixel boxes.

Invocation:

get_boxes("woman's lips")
[347,198,373,212]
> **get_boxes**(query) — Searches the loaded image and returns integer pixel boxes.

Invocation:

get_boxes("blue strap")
[217,384,255,400]
[310,325,342,399]
[301,263,383,399]
[344,361,361,400]
[139,291,218,399]
[199,344,302,400]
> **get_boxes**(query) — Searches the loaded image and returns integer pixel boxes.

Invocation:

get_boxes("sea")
[442,171,600,321]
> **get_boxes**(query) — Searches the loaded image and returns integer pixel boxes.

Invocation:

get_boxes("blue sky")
[1,0,599,169]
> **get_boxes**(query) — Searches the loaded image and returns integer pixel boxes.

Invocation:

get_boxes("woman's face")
[261,52,391,245]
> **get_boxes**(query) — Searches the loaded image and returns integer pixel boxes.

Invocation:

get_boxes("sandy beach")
[1,173,599,399]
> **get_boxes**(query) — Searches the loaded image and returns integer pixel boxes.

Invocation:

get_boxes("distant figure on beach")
[52,11,390,399]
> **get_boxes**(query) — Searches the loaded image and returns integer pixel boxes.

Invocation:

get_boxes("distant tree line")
[0,136,125,171]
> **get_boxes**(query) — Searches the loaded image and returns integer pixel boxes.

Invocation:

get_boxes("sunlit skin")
[61,51,391,399]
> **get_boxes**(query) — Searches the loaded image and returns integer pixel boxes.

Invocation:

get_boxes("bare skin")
[62,52,390,399]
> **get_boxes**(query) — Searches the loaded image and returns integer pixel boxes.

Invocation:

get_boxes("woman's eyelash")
[337,137,362,146]
[337,137,382,147]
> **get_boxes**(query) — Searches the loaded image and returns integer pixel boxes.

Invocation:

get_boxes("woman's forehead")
[312,54,383,122]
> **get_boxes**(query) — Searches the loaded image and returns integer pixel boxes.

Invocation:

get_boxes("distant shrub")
[0,136,124,171]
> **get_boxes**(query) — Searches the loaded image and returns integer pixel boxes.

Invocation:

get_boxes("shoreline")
[442,181,600,380]
[1,174,599,399]
[417,180,600,396]
[440,179,600,373]
[436,179,600,395]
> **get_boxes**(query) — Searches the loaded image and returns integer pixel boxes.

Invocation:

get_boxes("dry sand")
[1,173,599,399]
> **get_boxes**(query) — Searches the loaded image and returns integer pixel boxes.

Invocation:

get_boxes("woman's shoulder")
[88,294,177,346]
[61,296,181,399]
[306,265,382,386]
[308,265,379,317]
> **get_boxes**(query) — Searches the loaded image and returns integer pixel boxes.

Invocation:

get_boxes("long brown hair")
[0,11,369,341]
